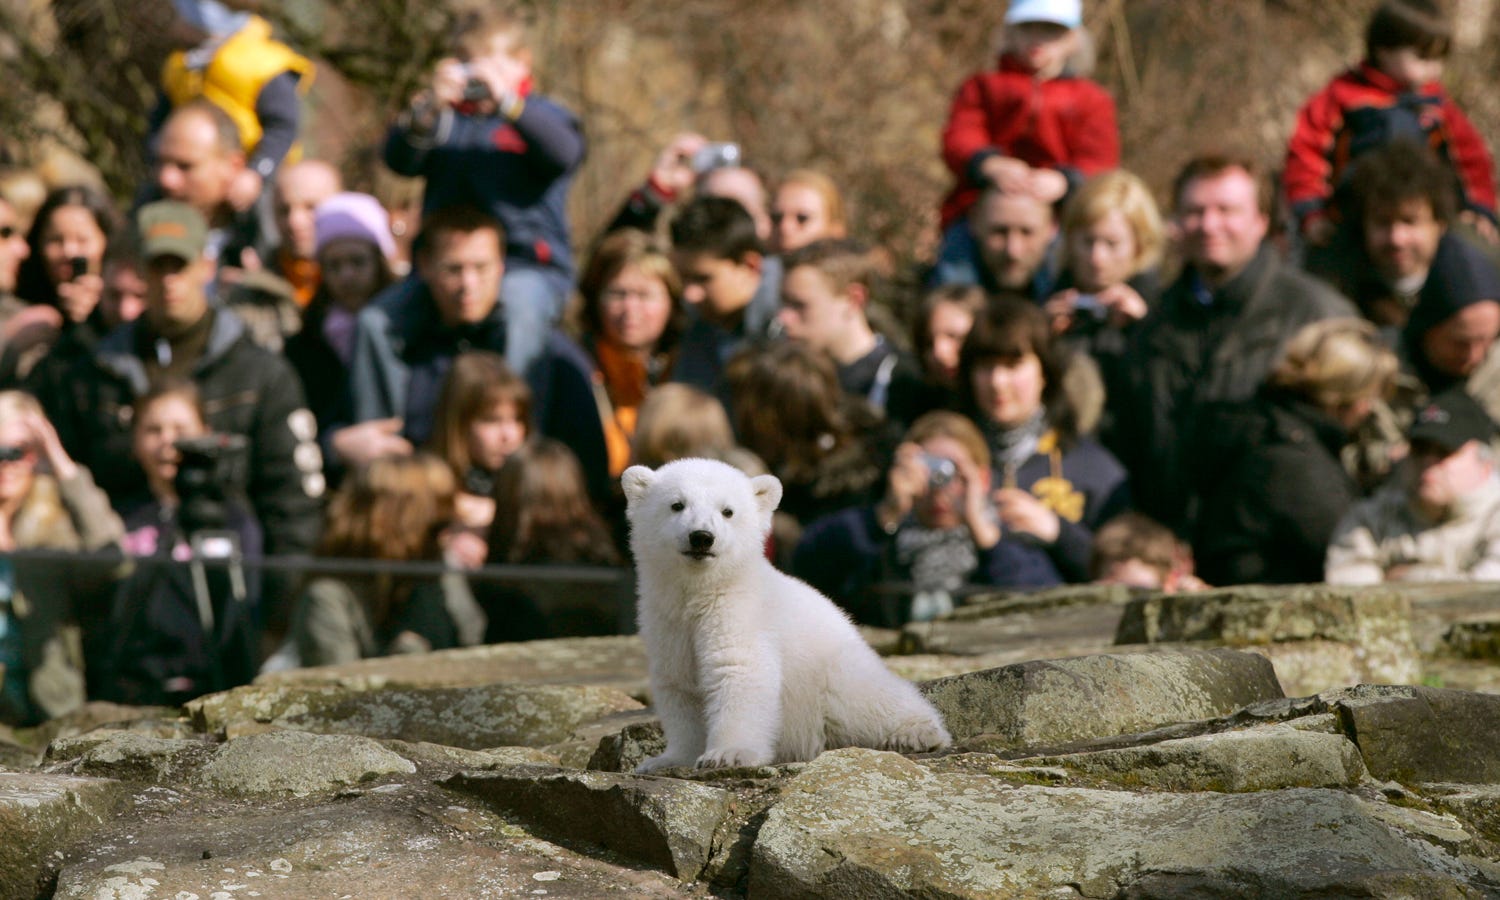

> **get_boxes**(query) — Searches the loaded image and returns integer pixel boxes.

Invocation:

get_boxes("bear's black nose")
[689,530,715,551]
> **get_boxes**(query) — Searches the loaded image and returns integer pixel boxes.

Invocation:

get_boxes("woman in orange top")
[579,229,684,471]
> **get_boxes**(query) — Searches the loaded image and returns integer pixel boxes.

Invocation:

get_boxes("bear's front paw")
[884,719,953,753]
[635,752,694,774]
[696,747,770,769]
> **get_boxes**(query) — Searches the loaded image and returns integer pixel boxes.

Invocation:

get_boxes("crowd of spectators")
[1,0,1499,724]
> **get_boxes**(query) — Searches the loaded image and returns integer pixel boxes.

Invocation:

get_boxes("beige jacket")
[1325,473,1500,585]
[5,471,126,722]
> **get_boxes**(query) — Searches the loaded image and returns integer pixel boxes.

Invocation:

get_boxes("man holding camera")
[47,201,324,602]
[383,7,583,380]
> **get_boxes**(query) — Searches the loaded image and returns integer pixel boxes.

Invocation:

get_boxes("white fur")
[622,458,952,772]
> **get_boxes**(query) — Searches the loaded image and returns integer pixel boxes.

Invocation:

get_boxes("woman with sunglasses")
[770,169,848,255]
[0,390,124,725]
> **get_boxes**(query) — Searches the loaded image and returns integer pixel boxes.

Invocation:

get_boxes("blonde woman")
[1193,318,1398,585]
[770,169,848,255]
[1044,169,1165,336]
[0,390,124,723]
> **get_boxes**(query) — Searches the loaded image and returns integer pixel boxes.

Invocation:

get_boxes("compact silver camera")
[691,142,742,173]
[918,452,957,488]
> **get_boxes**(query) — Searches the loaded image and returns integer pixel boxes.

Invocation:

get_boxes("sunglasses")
[0,444,29,463]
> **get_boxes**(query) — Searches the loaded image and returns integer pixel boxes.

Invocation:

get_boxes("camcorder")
[174,433,249,536]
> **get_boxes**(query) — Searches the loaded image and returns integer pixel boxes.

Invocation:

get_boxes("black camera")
[460,64,492,103]
[462,466,495,498]
[69,256,89,280]
[174,433,249,535]
[1073,293,1107,321]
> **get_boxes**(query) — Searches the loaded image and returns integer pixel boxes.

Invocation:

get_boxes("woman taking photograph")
[9,184,122,387]
[1042,169,1164,350]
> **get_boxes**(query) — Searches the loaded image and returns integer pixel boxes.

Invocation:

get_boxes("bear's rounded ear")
[750,473,783,514]
[621,465,656,506]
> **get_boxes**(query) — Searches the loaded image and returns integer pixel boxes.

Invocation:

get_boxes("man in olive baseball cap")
[137,200,208,263]
[1327,385,1500,583]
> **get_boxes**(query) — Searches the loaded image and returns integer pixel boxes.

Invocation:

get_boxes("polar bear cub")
[622,458,951,772]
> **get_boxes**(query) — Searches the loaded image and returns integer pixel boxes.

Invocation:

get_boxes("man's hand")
[1029,168,1069,204]
[227,169,264,212]
[978,155,1032,194]
[430,58,468,107]
[1460,210,1500,246]
[330,418,413,468]
[650,132,709,196]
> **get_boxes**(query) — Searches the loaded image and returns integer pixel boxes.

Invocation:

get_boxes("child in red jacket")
[932,0,1119,289]
[1285,0,1497,248]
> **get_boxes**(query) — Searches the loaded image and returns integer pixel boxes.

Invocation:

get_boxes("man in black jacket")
[1106,153,1356,532]
[46,201,324,591]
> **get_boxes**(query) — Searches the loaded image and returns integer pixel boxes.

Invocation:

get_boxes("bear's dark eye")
[670,500,685,512]
[722,508,734,518]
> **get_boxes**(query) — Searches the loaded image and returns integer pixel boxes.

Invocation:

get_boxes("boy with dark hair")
[384,6,585,378]
[667,196,782,394]
[1284,0,1496,248]
[778,238,926,424]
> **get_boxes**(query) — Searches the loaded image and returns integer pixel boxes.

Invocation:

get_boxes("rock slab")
[0,773,125,898]
[919,647,1284,749]
[749,748,1489,898]
[447,765,734,880]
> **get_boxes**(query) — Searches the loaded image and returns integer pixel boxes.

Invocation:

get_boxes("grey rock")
[447,765,734,880]
[587,719,666,773]
[0,773,125,898]
[749,748,1491,898]
[900,584,1132,657]
[197,731,416,796]
[920,647,1283,750]
[381,739,559,772]
[187,681,644,749]
[1023,724,1369,792]
[1445,618,1500,659]
[256,634,649,695]
[54,779,700,899]
[1335,685,1500,784]
[1425,784,1500,844]
[70,732,214,782]
[1115,584,1422,694]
